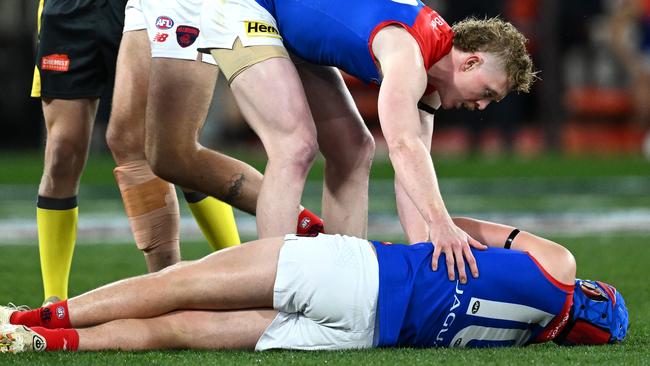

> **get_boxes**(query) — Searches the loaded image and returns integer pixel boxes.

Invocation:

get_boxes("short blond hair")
[452,17,535,93]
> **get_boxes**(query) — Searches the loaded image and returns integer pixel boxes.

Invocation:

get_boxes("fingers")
[432,240,480,284]
[463,244,479,279]
[445,247,456,281]
[431,244,442,271]
[452,245,467,283]
[469,236,488,250]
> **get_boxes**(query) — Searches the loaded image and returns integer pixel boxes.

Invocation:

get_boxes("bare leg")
[68,237,283,328]
[78,309,277,351]
[145,58,263,215]
[106,30,150,166]
[296,63,374,238]
[229,57,318,237]
[38,98,97,301]
[105,30,182,272]
[40,98,98,197]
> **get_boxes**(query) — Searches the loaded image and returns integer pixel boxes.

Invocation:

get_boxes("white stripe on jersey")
[450,326,531,347]
[465,297,556,327]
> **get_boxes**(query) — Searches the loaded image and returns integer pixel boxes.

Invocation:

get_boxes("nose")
[477,100,491,110]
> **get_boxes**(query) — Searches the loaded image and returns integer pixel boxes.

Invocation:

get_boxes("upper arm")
[373,27,429,144]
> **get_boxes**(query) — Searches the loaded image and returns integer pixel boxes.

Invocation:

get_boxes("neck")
[426,49,456,90]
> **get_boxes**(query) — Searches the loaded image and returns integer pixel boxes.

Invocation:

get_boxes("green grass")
[0,151,648,363]
[0,234,648,365]
[0,150,648,185]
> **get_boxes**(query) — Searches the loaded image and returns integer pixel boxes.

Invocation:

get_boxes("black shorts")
[33,0,127,99]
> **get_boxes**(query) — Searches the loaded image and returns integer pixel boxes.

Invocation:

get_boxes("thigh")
[165,237,285,309]
[42,98,98,145]
[108,30,151,141]
[146,57,218,148]
[295,62,371,154]
[162,309,278,350]
[226,55,316,152]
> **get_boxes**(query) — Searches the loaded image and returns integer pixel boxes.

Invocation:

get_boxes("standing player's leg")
[182,191,241,250]
[144,58,264,219]
[37,98,98,303]
[33,0,125,304]
[208,44,319,238]
[107,28,182,272]
[296,63,375,238]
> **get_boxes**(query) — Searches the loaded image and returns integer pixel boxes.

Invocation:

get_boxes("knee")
[355,130,376,167]
[324,128,375,171]
[44,137,88,179]
[106,118,144,163]
[269,134,318,176]
[146,142,191,183]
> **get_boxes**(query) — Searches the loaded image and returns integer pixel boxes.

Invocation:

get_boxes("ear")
[461,54,483,72]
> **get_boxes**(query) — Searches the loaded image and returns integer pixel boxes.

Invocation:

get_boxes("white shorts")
[124,0,216,64]
[200,0,285,50]
[255,234,379,351]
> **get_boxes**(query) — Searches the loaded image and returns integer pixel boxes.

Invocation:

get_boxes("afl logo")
[471,300,480,314]
[56,305,66,319]
[156,16,174,30]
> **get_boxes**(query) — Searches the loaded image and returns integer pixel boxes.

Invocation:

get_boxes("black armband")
[417,101,436,115]
[504,229,520,249]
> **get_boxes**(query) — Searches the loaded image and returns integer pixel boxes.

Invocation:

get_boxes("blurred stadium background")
[0,0,649,363]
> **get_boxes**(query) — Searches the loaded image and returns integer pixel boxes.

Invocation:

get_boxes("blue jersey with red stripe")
[371,241,573,348]
[254,0,453,84]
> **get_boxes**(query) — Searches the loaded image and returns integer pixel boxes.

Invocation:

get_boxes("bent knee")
[268,136,318,173]
[106,125,145,162]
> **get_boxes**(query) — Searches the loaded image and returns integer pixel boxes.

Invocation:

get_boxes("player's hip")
[256,234,379,350]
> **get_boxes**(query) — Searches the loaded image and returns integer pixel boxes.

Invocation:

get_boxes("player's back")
[256,0,447,83]
[371,241,573,348]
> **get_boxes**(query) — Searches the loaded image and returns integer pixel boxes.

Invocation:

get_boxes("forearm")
[388,139,451,229]
[452,217,576,284]
[395,178,428,243]
[394,110,435,243]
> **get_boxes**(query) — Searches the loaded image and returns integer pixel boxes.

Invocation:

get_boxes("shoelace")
[5,303,31,312]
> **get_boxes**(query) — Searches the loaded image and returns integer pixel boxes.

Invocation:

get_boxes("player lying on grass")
[0,218,628,352]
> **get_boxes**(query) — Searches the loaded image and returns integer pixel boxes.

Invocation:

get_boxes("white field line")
[0,209,649,245]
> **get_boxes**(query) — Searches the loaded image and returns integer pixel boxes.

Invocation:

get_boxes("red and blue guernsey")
[370,241,574,347]
[254,0,453,84]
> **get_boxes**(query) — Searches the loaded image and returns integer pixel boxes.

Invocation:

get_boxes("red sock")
[31,327,79,351]
[296,208,325,236]
[10,300,72,329]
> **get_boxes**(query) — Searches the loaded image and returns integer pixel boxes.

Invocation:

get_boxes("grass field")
[0,151,648,364]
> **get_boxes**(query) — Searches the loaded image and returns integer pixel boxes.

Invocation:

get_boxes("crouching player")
[0,218,628,352]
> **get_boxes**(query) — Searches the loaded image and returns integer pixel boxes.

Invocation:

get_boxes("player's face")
[440,53,509,111]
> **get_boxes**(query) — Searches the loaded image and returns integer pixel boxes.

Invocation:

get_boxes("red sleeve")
[368,7,454,79]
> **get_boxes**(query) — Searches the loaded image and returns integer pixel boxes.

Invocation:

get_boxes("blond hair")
[452,17,535,93]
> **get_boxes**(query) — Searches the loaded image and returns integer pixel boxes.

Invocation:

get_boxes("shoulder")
[372,25,422,61]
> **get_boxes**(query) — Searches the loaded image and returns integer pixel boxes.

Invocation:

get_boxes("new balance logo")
[32,333,46,352]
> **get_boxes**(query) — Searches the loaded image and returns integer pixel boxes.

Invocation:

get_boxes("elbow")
[553,246,577,286]
[386,136,417,160]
